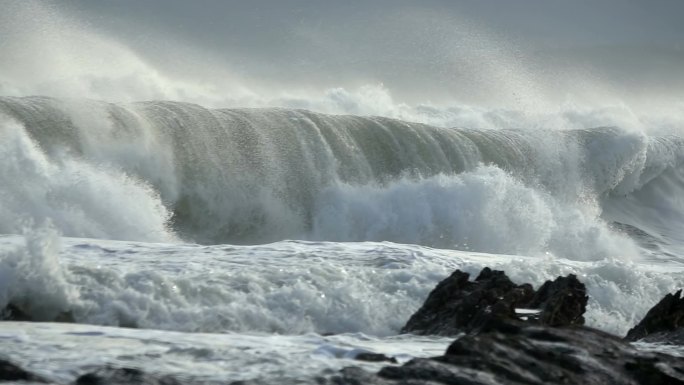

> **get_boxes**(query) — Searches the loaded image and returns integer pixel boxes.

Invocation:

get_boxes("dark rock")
[526,274,587,327]
[74,367,182,385]
[400,268,525,335]
[327,367,383,385]
[401,268,587,335]
[1,302,74,323]
[326,321,684,385]
[0,303,32,321]
[625,289,684,344]
[354,353,397,364]
[0,358,48,383]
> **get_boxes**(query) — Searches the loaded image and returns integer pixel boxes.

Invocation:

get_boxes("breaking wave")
[1,96,683,260]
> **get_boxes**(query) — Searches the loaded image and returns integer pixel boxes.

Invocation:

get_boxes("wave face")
[1,96,683,260]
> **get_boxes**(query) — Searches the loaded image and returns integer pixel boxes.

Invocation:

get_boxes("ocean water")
[2,2,684,382]
[1,95,683,383]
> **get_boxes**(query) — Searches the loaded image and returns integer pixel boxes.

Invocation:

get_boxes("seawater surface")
[1,229,683,383]
[2,2,684,383]
[1,97,684,384]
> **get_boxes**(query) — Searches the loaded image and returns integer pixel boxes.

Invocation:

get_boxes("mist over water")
[1,4,684,383]
[0,0,682,258]
[2,1,683,114]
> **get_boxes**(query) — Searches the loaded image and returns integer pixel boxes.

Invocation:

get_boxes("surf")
[1,96,683,260]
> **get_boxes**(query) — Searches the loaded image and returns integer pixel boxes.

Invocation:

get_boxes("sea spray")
[0,223,75,320]
[0,112,176,242]
[311,167,638,260]
[2,97,683,255]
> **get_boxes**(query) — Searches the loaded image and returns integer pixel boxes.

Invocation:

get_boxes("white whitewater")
[0,3,683,382]
[0,225,682,383]
[2,97,683,258]
[0,97,683,383]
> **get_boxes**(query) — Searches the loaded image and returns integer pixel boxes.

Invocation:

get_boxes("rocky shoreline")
[2,268,683,384]
[325,268,684,385]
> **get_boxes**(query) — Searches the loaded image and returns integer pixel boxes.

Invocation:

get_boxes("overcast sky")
[67,0,684,46]
[2,0,683,108]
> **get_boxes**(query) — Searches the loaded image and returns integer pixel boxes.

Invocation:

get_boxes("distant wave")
[1,96,683,259]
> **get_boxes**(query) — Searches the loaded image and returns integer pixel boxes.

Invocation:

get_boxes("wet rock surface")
[626,289,684,344]
[0,361,185,385]
[327,321,684,385]
[354,353,398,364]
[73,367,182,385]
[0,359,49,383]
[401,267,587,335]
[523,273,587,327]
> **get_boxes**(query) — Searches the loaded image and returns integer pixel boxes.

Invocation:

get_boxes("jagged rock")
[401,267,587,335]
[400,268,528,335]
[0,358,48,383]
[326,321,684,385]
[625,289,684,344]
[74,367,182,385]
[525,273,587,326]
